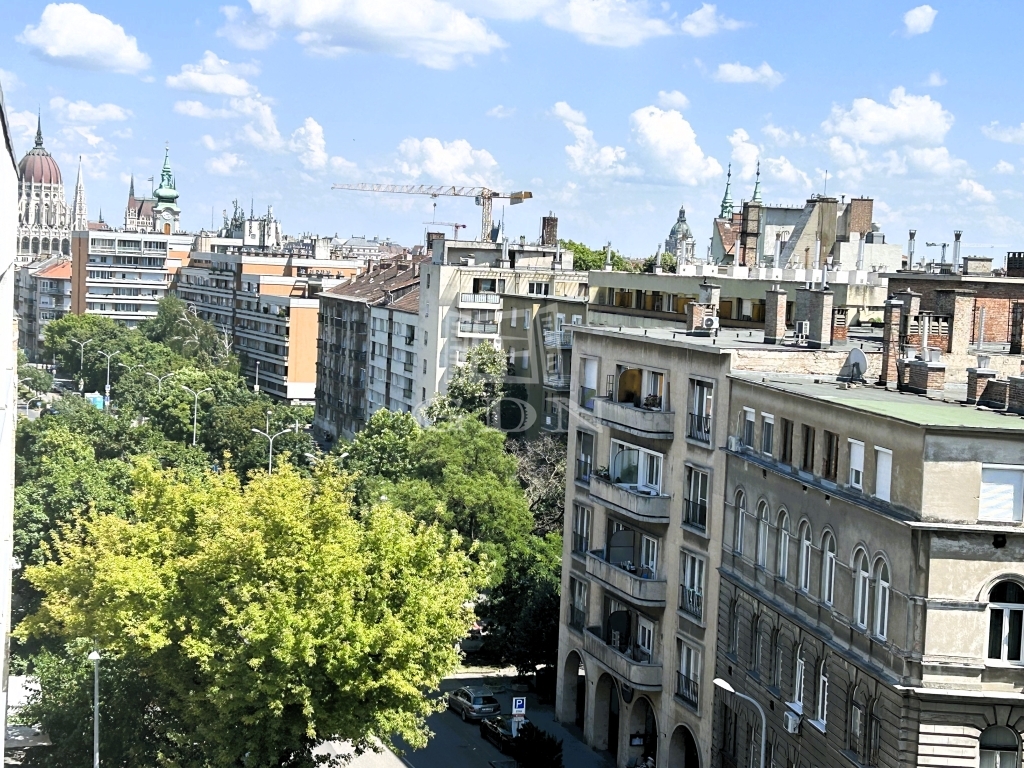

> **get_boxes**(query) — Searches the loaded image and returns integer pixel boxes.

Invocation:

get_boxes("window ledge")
[786,701,803,715]
[808,718,826,733]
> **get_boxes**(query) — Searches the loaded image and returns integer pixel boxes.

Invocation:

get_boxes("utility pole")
[71,338,93,391]
[89,650,100,768]
[180,385,212,446]
[98,350,120,410]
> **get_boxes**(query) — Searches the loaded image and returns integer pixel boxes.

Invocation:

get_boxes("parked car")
[479,715,530,753]
[447,686,501,722]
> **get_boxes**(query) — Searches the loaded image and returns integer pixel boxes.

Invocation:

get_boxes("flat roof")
[577,324,887,353]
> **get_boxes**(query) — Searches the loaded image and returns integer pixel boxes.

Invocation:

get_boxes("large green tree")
[425,342,507,424]
[19,461,484,766]
[560,239,635,272]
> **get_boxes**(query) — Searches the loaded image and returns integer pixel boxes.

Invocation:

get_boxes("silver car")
[447,686,501,722]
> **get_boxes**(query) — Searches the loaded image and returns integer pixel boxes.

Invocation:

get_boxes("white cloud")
[994,160,1015,175]
[217,5,277,50]
[248,0,505,69]
[0,69,22,92]
[727,128,759,179]
[330,155,357,172]
[208,152,245,175]
[764,155,811,188]
[397,137,502,186]
[166,51,258,96]
[174,100,235,119]
[958,178,995,204]
[552,101,638,177]
[680,3,744,36]
[906,146,967,175]
[540,0,672,47]
[289,117,328,170]
[904,5,937,35]
[656,90,689,110]
[201,134,231,151]
[823,87,953,145]
[487,105,516,118]
[926,71,946,86]
[18,4,150,74]
[713,62,784,88]
[62,125,104,147]
[50,97,130,123]
[629,106,721,185]
[982,122,1024,144]
[231,96,282,150]
[763,124,804,146]
[9,110,38,145]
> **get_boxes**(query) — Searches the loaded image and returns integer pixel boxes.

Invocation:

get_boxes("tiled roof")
[321,258,426,306]
[35,260,71,279]
[389,287,420,313]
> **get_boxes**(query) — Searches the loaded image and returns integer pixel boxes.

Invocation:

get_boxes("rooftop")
[35,260,72,280]
[320,259,425,306]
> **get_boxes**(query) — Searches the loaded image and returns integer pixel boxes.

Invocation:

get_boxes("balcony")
[589,474,671,524]
[679,587,704,622]
[676,672,699,709]
[593,397,674,439]
[682,499,707,533]
[586,550,667,607]
[457,321,499,337]
[543,374,572,390]
[459,292,502,308]
[583,627,662,690]
[543,330,574,348]
[686,413,712,444]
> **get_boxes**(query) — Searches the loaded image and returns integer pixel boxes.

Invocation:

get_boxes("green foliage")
[17,351,53,397]
[19,461,485,766]
[640,251,678,273]
[425,342,507,423]
[507,435,567,535]
[510,722,564,768]
[560,239,635,272]
[204,400,315,477]
[139,296,238,372]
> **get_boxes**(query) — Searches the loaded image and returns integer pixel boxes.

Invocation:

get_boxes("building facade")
[123,149,181,235]
[16,116,79,263]
[16,256,71,360]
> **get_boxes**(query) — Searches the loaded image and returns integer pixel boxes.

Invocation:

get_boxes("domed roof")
[18,116,61,185]
[669,205,692,240]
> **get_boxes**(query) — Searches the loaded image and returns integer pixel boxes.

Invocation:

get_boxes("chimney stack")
[603,242,613,272]
[953,230,963,272]
[1010,304,1024,355]
[935,289,975,355]
[541,213,558,246]
[879,298,904,387]
[908,229,916,270]
[764,285,787,345]
[806,287,834,349]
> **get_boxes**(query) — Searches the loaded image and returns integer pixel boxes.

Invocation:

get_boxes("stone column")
[764,285,787,344]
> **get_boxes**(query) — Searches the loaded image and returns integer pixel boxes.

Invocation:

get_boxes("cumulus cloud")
[487,105,516,118]
[166,51,259,97]
[926,71,946,86]
[994,160,1015,175]
[50,97,130,123]
[981,122,1024,144]
[174,100,236,119]
[713,62,783,88]
[208,152,245,175]
[18,4,150,74]
[906,146,967,175]
[680,3,744,36]
[552,101,638,177]
[289,117,328,170]
[397,137,502,186]
[823,87,953,145]
[9,110,39,145]
[217,5,277,50]
[538,0,673,47]
[763,124,804,146]
[958,178,995,204]
[904,4,937,35]
[629,106,721,184]
[0,69,22,92]
[765,156,811,188]
[232,96,283,150]
[656,90,689,110]
[330,155,357,173]
[727,128,759,179]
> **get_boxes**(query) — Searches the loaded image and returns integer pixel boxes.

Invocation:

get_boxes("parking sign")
[512,696,526,716]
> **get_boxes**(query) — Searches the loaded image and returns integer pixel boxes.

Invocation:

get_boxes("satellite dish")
[838,348,869,382]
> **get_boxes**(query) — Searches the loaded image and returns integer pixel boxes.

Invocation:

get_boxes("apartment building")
[70,229,192,327]
[16,256,71,360]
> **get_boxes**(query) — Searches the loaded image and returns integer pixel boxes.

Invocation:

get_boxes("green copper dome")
[153,147,179,204]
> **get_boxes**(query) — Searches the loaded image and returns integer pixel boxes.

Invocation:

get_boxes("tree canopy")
[560,239,635,272]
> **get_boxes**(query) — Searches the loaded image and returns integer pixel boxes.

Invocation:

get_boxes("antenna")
[822,169,829,197]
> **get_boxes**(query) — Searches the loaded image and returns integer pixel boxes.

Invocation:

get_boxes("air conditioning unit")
[702,315,719,330]
[795,320,810,336]
[784,710,801,734]
[727,435,741,452]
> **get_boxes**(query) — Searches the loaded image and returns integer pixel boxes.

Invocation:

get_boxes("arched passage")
[668,724,700,767]
[559,650,586,727]
[592,673,619,756]
[627,696,658,764]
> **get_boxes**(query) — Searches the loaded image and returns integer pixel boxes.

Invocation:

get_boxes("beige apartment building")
[16,256,71,360]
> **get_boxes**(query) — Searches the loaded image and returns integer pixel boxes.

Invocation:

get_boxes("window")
[821,533,836,606]
[728,602,739,654]
[771,634,783,688]
[510,307,516,327]
[610,440,663,494]
[815,663,829,727]
[761,414,775,456]
[680,551,705,620]
[685,466,709,530]
[523,311,530,330]
[849,440,865,489]
[576,431,594,481]
[798,523,813,592]
[850,699,865,759]
[780,418,794,464]
[854,551,870,628]
[792,645,805,709]
[689,379,713,443]
[742,408,755,448]
[980,467,1024,522]
[646,371,664,410]
[734,490,747,553]
[572,505,591,554]
[640,535,659,576]
[987,581,1024,664]
[569,577,588,629]
[979,725,1020,768]
[750,615,763,674]
[874,560,890,640]
[756,501,770,568]
[801,425,816,472]
[528,281,550,296]
[777,511,791,583]
[822,431,839,481]
[677,643,700,707]
[874,447,892,502]
[637,617,654,660]
[869,701,882,766]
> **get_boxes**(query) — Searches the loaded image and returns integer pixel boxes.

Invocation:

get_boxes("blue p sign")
[512,697,526,715]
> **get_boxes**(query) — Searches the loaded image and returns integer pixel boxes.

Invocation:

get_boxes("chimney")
[541,213,558,246]
[806,287,834,349]
[1010,303,1024,355]
[699,280,721,306]
[953,230,963,272]
[603,242,613,272]
[908,229,916,270]
[878,298,904,387]
[935,289,975,355]
[906,359,946,396]
[764,285,787,345]
[967,367,998,405]
[1008,376,1024,416]
[688,281,721,334]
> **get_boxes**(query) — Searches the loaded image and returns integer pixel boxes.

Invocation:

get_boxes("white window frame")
[821,533,837,606]
[610,439,664,494]
[637,617,655,657]
[777,511,790,583]
[849,439,865,490]
[791,648,805,712]
[510,307,516,327]
[761,413,775,456]
[572,505,591,553]
[815,665,829,728]
[742,407,755,448]
[680,550,706,619]
[523,311,530,330]
[734,491,746,553]
[874,446,893,502]
[756,501,770,568]
[640,535,659,575]
[679,642,700,681]
[873,560,890,640]
[980,465,1024,522]
[799,524,812,593]
[854,551,870,629]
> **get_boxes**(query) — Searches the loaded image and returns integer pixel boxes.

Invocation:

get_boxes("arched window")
[734,490,746,553]
[756,500,770,567]
[849,687,867,760]
[987,581,1024,663]
[31,237,39,254]
[61,238,70,255]
[20,237,28,252]
[979,725,1019,768]
[728,600,739,654]
[868,699,883,766]
[792,643,805,708]
[41,237,49,253]
[821,532,837,605]
[816,661,829,726]
[777,510,790,582]
[799,522,813,593]
[750,614,760,671]
[853,550,870,628]
[873,560,891,640]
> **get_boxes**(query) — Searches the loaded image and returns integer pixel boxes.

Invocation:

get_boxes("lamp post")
[88,649,100,768]
[118,362,145,375]
[70,338,93,392]
[254,360,260,394]
[145,371,177,394]
[97,350,120,410]
[714,677,765,768]
[180,385,212,446]
[251,410,297,473]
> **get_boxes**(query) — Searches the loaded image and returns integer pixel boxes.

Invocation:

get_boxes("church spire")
[128,173,135,200]
[71,156,88,231]
[34,109,44,148]
[719,164,733,219]
[751,161,763,205]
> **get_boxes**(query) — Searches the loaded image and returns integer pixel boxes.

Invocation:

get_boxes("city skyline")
[2,2,1023,259]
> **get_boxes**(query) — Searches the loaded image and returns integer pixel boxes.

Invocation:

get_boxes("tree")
[204,400,315,477]
[510,722,563,768]
[425,342,507,424]
[19,460,485,767]
[140,297,238,372]
[340,409,422,505]
[17,351,52,398]
[507,435,567,535]
[640,250,678,274]
[560,239,635,272]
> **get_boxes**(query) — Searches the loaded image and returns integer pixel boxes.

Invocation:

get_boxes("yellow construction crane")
[332,183,533,242]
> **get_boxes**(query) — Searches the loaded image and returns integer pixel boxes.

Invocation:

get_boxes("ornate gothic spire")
[71,156,88,231]
[752,161,763,205]
[34,109,44,148]
[719,164,733,219]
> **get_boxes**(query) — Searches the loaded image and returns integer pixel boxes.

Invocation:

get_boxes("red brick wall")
[887,276,1024,344]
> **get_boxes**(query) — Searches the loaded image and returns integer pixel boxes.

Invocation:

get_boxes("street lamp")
[88,650,100,768]
[97,351,121,410]
[118,362,145,375]
[145,371,177,394]
[70,338,93,391]
[251,410,298,473]
[254,360,260,394]
[180,385,212,446]
[714,677,766,768]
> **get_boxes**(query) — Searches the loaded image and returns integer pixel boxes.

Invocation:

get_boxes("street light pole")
[97,351,120,410]
[714,678,766,768]
[145,371,177,394]
[254,360,260,394]
[180,385,212,446]
[88,650,100,768]
[251,410,297,473]
[71,338,93,392]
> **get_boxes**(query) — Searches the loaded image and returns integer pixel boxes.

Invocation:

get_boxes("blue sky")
[2,1,1023,260]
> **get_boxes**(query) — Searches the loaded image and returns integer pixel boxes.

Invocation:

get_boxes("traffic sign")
[512,696,526,715]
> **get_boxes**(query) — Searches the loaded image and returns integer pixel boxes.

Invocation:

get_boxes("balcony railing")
[683,499,707,532]
[687,413,712,443]
[589,474,671,523]
[568,605,586,631]
[460,292,500,304]
[575,458,592,483]
[586,550,667,606]
[543,374,572,389]
[676,672,699,708]
[579,386,597,410]
[458,321,499,335]
[572,532,590,554]
[582,626,661,689]
[680,587,703,621]
[543,330,574,348]
[593,397,674,438]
